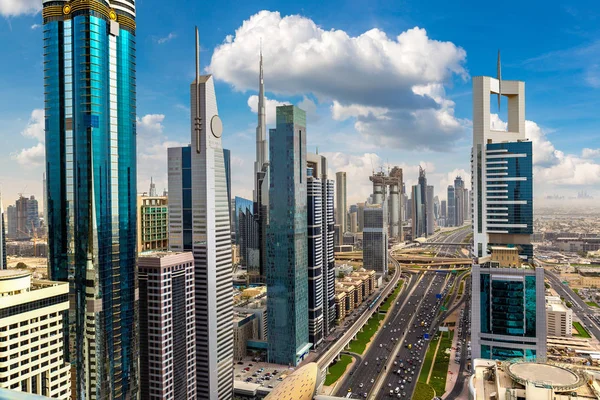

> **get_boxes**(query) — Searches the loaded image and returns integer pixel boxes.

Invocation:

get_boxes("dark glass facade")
[267,106,311,366]
[43,2,138,398]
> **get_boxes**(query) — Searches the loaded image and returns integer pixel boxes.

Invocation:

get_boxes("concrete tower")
[471,64,543,362]
[169,28,233,399]
[0,193,5,269]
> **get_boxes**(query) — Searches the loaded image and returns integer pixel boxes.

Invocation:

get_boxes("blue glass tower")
[43,1,138,398]
[267,105,311,366]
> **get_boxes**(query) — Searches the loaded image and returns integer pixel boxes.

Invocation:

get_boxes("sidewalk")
[441,307,464,399]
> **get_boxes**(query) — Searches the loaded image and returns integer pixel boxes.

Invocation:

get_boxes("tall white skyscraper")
[168,28,233,399]
[254,47,269,280]
[335,171,347,244]
[470,68,544,362]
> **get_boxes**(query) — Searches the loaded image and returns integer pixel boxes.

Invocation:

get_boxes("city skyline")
[2,3,600,209]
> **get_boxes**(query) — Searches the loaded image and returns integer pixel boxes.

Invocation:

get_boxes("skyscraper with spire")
[253,46,269,280]
[168,27,233,399]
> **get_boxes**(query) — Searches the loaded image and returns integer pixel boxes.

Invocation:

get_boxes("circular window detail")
[211,115,223,138]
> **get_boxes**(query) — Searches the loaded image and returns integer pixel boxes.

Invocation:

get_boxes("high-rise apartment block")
[266,105,311,366]
[454,176,465,227]
[363,204,388,275]
[0,194,5,270]
[6,205,15,239]
[167,29,233,399]
[306,153,335,347]
[234,197,259,270]
[335,172,347,245]
[137,194,169,253]
[471,72,544,361]
[447,186,455,228]
[43,0,138,397]
[426,185,434,236]
[138,252,196,400]
[0,271,71,398]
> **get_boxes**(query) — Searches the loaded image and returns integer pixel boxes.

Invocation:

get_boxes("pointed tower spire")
[194,27,202,154]
[254,39,268,202]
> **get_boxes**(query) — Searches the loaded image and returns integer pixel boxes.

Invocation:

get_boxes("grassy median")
[429,330,454,395]
[412,382,435,400]
[418,333,440,383]
[348,313,384,354]
[324,354,353,386]
[573,321,592,338]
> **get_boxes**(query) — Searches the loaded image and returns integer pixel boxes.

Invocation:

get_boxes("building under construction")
[369,167,403,240]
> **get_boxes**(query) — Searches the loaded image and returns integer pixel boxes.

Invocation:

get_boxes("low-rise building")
[137,195,169,253]
[0,271,71,399]
[334,291,347,325]
[546,297,573,337]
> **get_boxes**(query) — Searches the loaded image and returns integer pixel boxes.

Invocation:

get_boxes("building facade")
[233,313,258,361]
[454,176,465,227]
[266,105,311,366]
[447,186,455,228]
[426,185,434,236]
[167,29,233,399]
[0,271,71,398]
[138,252,196,400]
[335,172,347,245]
[471,264,546,360]
[363,204,388,275]
[546,298,572,338]
[0,194,5,269]
[234,197,259,270]
[306,153,336,347]
[42,1,138,398]
[411,184,426,239]
[471,76,533,260]
[137,195,169,253]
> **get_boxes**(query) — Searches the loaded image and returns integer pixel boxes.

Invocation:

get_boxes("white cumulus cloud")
[209,10,469,151]
[12,109,45,167]
[247,95,290,125]
[489,114,600,191]
[0,0,40,17]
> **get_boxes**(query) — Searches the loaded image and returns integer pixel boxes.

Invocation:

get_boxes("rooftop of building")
[264,363,320,400]
[547,302,571,313]
[0,269,30,280]
[139,251,187,258]
[470,359,596,400]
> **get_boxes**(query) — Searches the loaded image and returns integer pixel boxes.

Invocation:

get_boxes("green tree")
[15,262,28,269]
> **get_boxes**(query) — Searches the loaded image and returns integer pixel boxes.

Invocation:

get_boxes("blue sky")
[1,0,599,208]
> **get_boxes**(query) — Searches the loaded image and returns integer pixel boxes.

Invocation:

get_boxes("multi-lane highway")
[336,273,451,398]
[445,279,471,399]
[331,228,472,399]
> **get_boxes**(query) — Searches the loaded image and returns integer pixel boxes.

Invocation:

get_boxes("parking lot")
[233,358,294,390]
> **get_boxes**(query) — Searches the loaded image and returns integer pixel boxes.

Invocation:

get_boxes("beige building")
[334,291,347,325]
[233,313,258,361]
[0,271,71,399]
[546,297,573,337]
[137,195,169,253]
[490,246,520,268]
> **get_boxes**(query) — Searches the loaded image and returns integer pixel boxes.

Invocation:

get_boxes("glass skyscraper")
[42,0,138,398]
[267,105,311,366]
[470,75,545,361]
